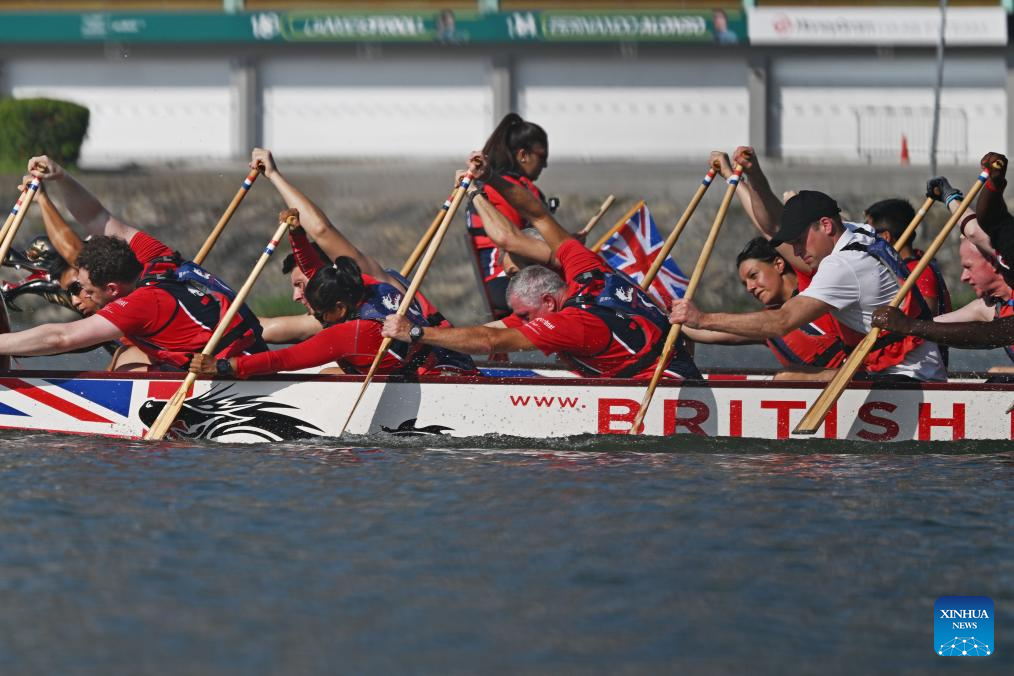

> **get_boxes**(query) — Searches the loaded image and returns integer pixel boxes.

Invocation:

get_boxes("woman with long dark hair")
[190,213,474,378]
[466,113,552,319]
[682,237,846,378]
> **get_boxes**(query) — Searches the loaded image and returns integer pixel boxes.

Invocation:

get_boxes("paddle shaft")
[591,200,645,253]
[893,196,935,253]
[193,168,261,266]
[576,194,617,238]
[793,171,989,435]
[640,167,717,292]
[400,188,456,278]
[340,176,472,436]
[145,217,294,440]
[628,166,743,434]
[0,187,28,247]
[0,180,41,267]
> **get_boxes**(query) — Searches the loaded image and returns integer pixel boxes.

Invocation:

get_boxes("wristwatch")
[408,325,424,344]
[216,358,234,377]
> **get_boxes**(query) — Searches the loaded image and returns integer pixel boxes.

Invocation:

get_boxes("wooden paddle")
[793,169,990,435]
[144,214,296,440]
[892,196,934,253]
[575,195,616,240]
[339,174,473,436]
[591,200,645,253]
[640,166,717,292]
[0,186,28,247]
[192,167,261,266]
[400,187,457,278]
[0,178,42,267]
[628,165,744,435]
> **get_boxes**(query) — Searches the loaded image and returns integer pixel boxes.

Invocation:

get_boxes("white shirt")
[799,225,947,381]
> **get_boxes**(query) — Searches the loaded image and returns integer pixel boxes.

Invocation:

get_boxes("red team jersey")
[514,240,684,379]
[97,232,253,367]
[233,318,417,377]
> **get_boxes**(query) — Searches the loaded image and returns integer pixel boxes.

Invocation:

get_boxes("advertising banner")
[748,7,1006,46]
[0,9,746,44]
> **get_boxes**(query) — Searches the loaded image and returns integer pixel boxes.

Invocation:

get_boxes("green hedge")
[0,97,89,170]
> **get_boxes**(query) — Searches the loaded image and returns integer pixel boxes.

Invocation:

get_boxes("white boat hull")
[0,369,1011,443]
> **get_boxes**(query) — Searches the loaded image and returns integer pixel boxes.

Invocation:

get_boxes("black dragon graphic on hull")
[139,385,323,441]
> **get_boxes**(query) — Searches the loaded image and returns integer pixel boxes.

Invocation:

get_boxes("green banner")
[0,9,746,44]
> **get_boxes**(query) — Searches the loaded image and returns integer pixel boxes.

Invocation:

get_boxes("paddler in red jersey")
[382,154,701,381]
[190,209,475,379]
[466,113,555,320]
[0,157,267,371]
[681,237,846,379]
[248,147,463,349]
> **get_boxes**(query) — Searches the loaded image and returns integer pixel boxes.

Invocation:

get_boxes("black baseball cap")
[770,190,841,246]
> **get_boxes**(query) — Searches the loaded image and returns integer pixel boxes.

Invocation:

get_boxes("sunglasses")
[66,281,83,296]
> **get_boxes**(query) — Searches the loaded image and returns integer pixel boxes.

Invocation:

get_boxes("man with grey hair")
[383,153,700,380]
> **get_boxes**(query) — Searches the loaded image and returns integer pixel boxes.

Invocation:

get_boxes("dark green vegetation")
[0,98,89,172]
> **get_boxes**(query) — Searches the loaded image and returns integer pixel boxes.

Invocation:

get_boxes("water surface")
[0,433,1010,674]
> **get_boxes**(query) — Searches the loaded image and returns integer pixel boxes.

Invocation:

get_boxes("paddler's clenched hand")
[669,299,702,328]
[381,315,413,342]
[981,151,1008,189]
[188,353,216,377]
[871,306,913,334]
[27,156,63,182]
[466,150,490,182]
[251,147,278,178]
[279,207,300,230]
[18,174,45,195]
[732,146,758,176]
[709,151,734,179]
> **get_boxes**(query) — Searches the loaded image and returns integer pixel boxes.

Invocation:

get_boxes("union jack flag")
[599,201,689,306]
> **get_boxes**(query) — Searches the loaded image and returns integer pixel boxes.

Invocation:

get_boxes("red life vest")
[465,173,546,283]
[835,233,935,373]
[765,319,846,369]
[993,299,1014,363]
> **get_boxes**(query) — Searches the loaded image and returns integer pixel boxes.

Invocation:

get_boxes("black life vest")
[383,269,476,373]
[134,255,267,359]
[562,268,701,379]
[351,279,476,374]
[840,227,936,358]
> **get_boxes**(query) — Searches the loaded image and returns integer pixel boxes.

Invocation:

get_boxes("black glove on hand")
[926,176,963,205]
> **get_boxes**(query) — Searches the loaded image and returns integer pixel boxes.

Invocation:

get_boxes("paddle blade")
[144,373,198,440]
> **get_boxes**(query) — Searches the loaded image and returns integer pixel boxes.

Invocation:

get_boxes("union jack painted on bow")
[0,376,138,436]
[599,202,688,306]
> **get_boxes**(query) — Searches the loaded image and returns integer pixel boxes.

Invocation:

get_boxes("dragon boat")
[1,290,1011,443]
[0,366,1010,443]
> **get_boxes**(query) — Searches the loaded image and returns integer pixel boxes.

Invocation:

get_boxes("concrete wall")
[0,43,1008,165]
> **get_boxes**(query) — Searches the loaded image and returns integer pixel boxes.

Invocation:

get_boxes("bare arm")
[732,146,784,239]
[28,156,138,241]
[873,305,1014,349]
[672,294,832,341]
[934,298,993,324]
[472,191,555,267]
[382,315,536,355]
[485,174,571,253]
[729,147,809,273]
[258,314,322,344]
[0,314,122,356]
[28,178,84,264]
[252,148,394,286]
[681,326,759,346]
